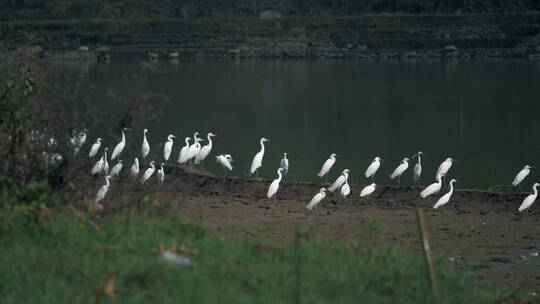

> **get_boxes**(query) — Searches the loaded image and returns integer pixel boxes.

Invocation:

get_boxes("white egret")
[163,134,177,161]
[250,137,270,177]
[267,168,284,199]
[340,174,350,199]
[412,151,423,183]
[436,158,455,179]
[317,153,337,179]
[130,158,139,179]
[109,160,123,180]
[177,137,191,164]
[512,165,532,187]
[328,169,350,192]
[433,179,457,209]
[70,129,87,155]
[195,133,217,166]
[186,132,204,163]
[140,161,156,184]
[95,175,111,203]
[111,127,128,160]
[365,157,382,181]
[157,163,165,183]
[88,138,102,158]
[216,154,233,176]
[420,174,444,198]
[142,128,150,160]
[91,147,108,176]
[518,183,539,212]
[360,183,376,197]
[390,158,409,185]
[102,148,109,175]
[280,153,289,175]
[306,188,327,210]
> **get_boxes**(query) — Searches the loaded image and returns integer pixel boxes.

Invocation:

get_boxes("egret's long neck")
[418,155,422,164]
[449,181,454,194]
[259,140,265,154]
[104,150,107,160]
[143,132,147,142]
[277,171,282,182]
[105,177,110,186]
[121,131,125,144]
[344,173,349,181]
[207,135,213,148]
[534,185,538,196]
[135,159,138,166]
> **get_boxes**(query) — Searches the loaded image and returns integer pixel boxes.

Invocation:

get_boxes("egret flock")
[68,128,538,214]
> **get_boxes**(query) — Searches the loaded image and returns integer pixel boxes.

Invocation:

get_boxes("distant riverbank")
[1,13,539,60]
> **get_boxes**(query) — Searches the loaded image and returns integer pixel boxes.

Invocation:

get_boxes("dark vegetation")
[1,0,540,21]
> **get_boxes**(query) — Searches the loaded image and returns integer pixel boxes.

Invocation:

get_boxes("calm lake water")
[55,59,540,189]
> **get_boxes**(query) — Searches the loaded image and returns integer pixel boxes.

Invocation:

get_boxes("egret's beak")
[453,159,459,163]
[172,135,177,138]
[124,127,131,131]
[214,134,218,137]
[199,139,206,142]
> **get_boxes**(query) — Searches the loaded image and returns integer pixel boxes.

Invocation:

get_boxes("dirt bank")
[2,13,540,60]
[73,166,540,294]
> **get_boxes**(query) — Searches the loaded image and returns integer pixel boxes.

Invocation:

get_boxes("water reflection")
[52,59,540,189]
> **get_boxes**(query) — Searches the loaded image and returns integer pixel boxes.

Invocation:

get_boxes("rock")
[169,52,180,59]
[444,45,457,51]
[79,46,89,52]
[148,52,159,60]
[259,10,282,19]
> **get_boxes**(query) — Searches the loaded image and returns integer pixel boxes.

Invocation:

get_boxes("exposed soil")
[74,165,540,294]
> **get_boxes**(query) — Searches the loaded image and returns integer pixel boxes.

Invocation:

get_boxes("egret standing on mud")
[216,154,233,176]
[131,158,139,179]
[111,127,128,160]
[306,188,327,210]
[163,134,177,161]
[267,168,284,199]
[360,183,376,197]
[340,174,351,199]
[141,129,150,161]
[141,161,156,184]
[436,158,454,179]
[328,169,349,192]
[186,132,203,163]
[317,153,337,180]
[109,160,123,180]
[195,132,217,166]
[420,174,444,198]
[519,182,539,212]
[433,179,457,209]
[177,137,191,164]
[280,153,289,175]
[365,157,382,182]
[157,163,165,183]
[512,165,532,187]
[412,151,423,183]
[91,147,108,176]
[250,137,270,177]
[390,158,409,185]
[88,138,102,158]
[95,175,111,203]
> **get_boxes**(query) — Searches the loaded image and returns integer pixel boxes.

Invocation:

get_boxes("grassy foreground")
[0,210,518,303]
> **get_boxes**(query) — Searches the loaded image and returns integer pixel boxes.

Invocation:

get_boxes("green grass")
[0,211,519,303]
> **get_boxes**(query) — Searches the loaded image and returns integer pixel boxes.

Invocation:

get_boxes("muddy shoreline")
[74,166,540,293]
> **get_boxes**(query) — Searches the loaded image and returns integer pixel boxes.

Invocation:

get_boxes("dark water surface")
[55,59,540,189]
